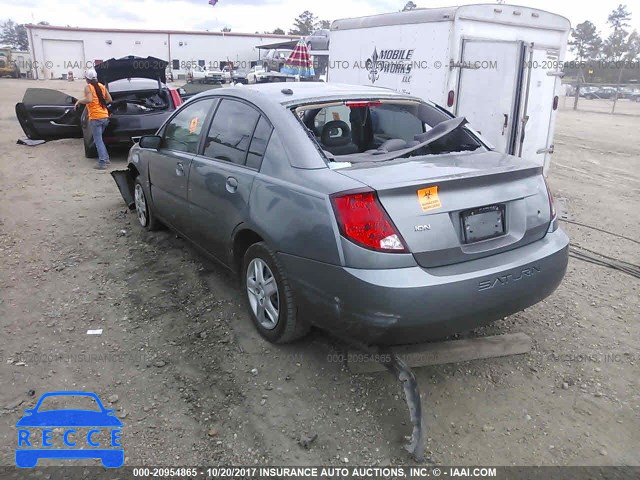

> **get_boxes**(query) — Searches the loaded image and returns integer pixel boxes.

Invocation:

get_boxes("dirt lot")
[0,78,638,467]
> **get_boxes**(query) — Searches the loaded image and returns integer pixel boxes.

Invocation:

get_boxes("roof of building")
[25,23,298,40]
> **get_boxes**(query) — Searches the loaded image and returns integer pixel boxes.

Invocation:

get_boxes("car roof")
[206,82,420,107]
[108,78,166,92]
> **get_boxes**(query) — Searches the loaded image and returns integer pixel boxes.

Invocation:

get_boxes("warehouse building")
[25,24,297,80]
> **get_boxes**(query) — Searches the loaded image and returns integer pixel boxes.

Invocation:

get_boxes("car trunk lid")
[336,151,552,267]
[95,56,167,85]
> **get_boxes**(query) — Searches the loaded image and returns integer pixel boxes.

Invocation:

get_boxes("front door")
[147,98,216,234]
[188,98,272,264]
[455,40,526,154]
[15,88,81,140]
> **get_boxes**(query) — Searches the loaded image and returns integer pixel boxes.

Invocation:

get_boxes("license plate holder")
[461,204,506,243]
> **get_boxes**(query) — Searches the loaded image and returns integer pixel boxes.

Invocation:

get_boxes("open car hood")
[95,56,167,85]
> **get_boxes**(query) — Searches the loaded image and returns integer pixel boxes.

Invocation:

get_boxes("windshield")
[37,395,102,412]
[294,100,484,163]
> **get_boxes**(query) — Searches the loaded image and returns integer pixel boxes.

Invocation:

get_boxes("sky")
[1,0,639,37]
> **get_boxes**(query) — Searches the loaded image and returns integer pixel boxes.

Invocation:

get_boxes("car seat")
[320,120,359,155]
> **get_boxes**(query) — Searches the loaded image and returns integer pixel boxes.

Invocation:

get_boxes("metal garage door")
[42,39,85,80]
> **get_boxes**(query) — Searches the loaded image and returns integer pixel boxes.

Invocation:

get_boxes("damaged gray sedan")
[114,82,569,345]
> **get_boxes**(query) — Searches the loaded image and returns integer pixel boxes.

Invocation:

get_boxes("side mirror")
[139,135,162,150]
[65,96,75,104]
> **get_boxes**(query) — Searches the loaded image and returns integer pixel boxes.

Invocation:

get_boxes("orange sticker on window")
[417,186,442,212]
[189,117,199,134]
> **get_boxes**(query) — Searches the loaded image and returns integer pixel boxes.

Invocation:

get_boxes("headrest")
[321,120,351,147]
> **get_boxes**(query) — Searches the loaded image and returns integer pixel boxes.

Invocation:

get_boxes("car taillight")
[447,90,455,107]
[331,190,407,252]
[544,178,556,219]
[169,89,182,108]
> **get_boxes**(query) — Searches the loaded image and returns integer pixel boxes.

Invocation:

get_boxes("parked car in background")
[187,65,208,83]
[262,48,292,72]
[578,86,599,97]
[231,67,249,84]
[205,66,226,84]
[114,82,568,345]
[15,56,182,158]
[584,86,617,99]
[617,87,636,99]
[306,29,330,50]
[220,66,233,83]
[246,65,267,84]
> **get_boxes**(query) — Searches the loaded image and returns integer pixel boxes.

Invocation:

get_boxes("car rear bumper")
[279,228,569,345]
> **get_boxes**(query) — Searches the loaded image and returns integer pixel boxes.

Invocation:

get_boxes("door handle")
[226,176,239,193]
[536,145,555,155]
[501,114,509,136]
[175,162,185,176]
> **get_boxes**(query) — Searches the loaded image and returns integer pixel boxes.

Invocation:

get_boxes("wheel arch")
[231,226,266,274]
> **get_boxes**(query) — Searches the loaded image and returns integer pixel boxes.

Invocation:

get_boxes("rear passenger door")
[188,98,273,264]
[147,98,215,234]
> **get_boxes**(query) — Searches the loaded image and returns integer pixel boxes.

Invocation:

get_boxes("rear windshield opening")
[109,89,171,115]
[293,100,484,163]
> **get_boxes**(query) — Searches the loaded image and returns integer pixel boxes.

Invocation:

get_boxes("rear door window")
[162,99,215,154]
[203,99,260,165]
[246,117,273,170]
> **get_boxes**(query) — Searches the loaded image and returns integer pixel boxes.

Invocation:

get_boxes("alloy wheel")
[246,258,280,330]
[134,183,147,227]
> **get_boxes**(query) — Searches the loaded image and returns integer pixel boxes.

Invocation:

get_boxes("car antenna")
[281,88,293,95]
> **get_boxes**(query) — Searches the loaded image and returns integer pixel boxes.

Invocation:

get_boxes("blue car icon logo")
[15,391,123,468]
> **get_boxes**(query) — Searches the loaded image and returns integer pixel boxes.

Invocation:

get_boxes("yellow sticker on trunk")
[417,186,442,212]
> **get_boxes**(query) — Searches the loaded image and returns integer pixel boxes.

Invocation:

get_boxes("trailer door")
[517,47,560,174]
[455,40,525,154]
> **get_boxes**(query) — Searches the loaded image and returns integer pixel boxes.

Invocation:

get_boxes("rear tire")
[134,178,160,231]
[242,242,309,344]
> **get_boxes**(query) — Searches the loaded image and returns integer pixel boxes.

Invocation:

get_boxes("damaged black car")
[15,55,184,158]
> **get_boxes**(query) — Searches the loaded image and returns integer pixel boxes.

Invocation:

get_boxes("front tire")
[243,242,309,343]
[134,178,160,231]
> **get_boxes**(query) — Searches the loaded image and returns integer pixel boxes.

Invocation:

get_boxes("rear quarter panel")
[248,161,356,265]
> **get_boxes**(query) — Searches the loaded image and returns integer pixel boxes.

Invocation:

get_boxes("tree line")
[568,4,640,83]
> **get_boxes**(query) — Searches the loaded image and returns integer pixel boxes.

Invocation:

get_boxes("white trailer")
[329,4,570,174]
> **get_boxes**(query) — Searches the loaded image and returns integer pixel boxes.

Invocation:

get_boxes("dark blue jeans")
[90,118,110,165]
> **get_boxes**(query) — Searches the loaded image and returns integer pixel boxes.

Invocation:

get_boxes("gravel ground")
[0,79,638,467]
